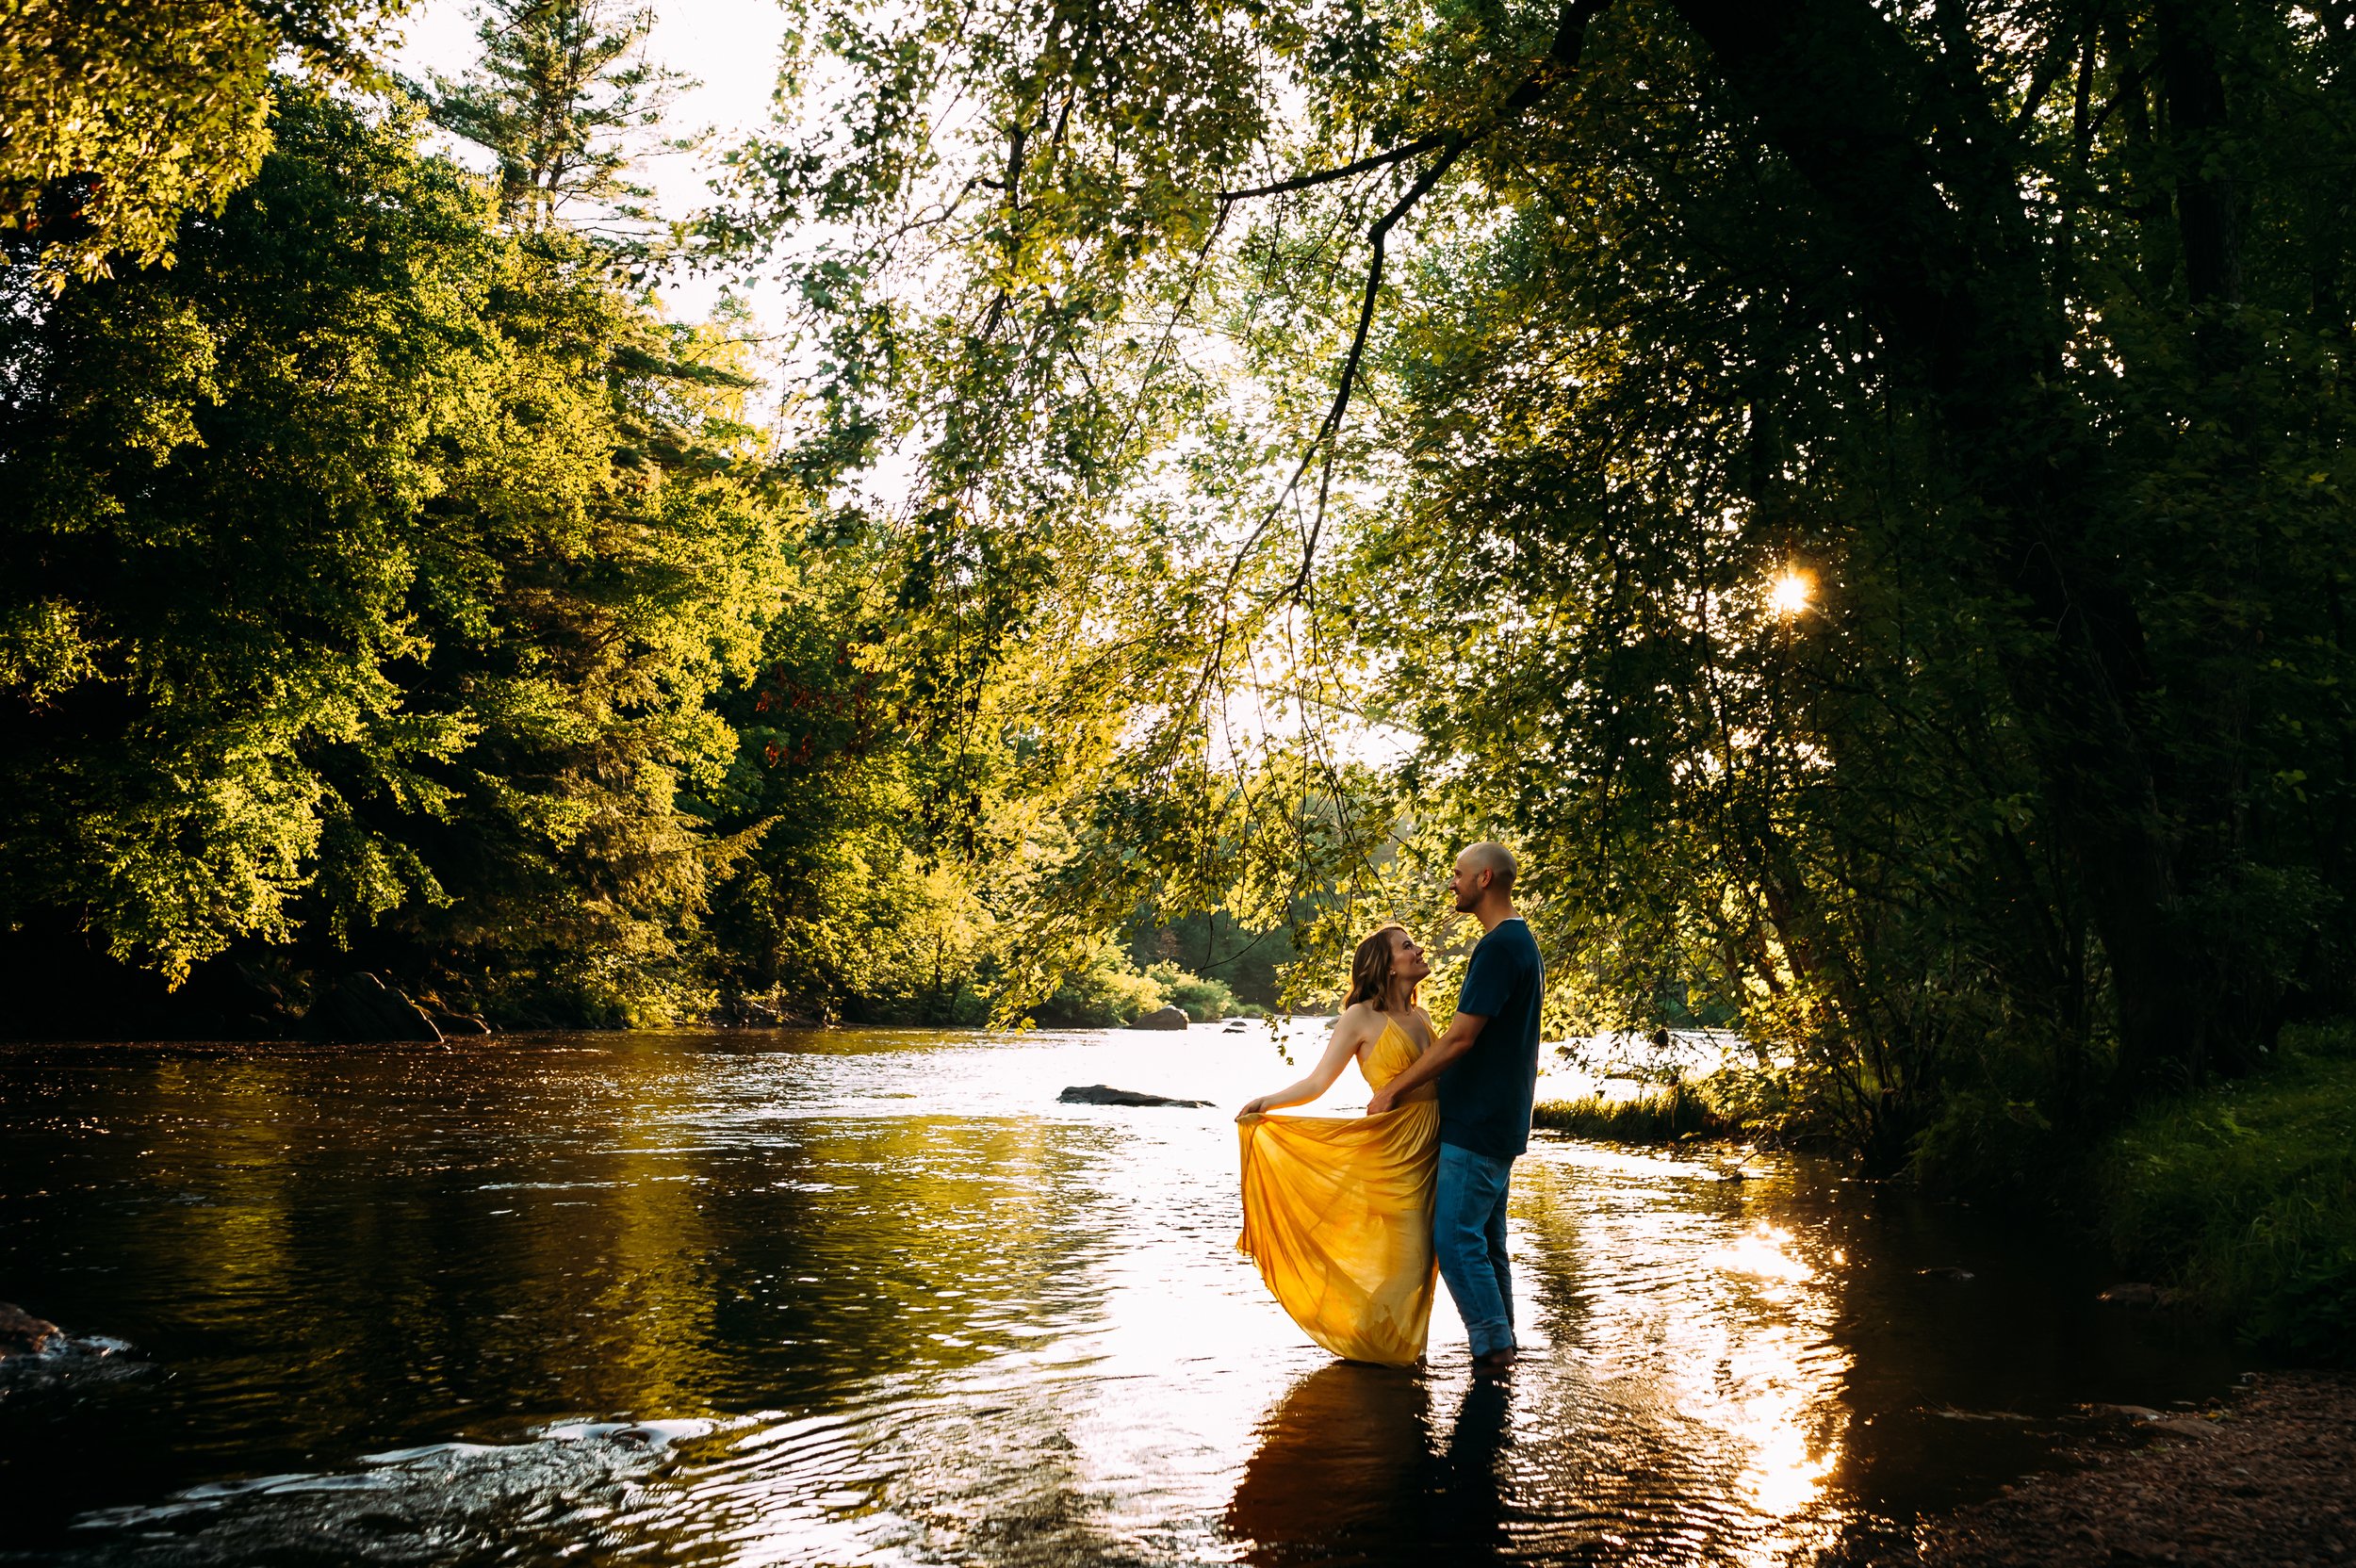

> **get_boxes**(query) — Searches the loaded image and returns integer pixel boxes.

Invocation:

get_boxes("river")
[0,1026,2247,1565]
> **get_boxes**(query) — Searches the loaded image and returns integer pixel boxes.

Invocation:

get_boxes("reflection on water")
[1229,1363,1436,1560]
[0,1029,2249,1565]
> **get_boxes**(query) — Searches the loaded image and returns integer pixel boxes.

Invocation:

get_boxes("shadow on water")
[0,1030,2256,1565]
[1229,1363,1443,1562]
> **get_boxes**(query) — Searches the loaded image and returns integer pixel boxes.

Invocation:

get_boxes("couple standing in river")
[1235,841,1542,1372]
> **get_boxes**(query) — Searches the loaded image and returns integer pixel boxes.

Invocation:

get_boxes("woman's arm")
[1236,1010,1368,1119]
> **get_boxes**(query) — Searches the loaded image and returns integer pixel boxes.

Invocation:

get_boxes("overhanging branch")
[1219,132,1454,202]
[1281,139,1466,596]
[1192,0,1613,723]
[1264,0,1613,595]
[1217,0,1610,206]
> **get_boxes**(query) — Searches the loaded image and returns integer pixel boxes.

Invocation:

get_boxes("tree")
[421,0,692,237]
[714,0,2356,1153]
[0,0,399,288]
[0,89,792,1026]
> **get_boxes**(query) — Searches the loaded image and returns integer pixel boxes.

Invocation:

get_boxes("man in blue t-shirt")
[1366,841,1543,1371]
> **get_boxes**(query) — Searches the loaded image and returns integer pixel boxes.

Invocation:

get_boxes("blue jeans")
[1434,1141,1516,1359]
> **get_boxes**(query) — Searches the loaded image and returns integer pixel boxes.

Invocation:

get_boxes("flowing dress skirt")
[1236,1096,1439,1365]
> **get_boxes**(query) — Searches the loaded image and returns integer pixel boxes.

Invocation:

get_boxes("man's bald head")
[1459,841,1516,891]
[1451,841,1518,915]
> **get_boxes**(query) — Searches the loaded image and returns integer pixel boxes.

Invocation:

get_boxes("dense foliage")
[1361,1,2356,1174]
[0,41,1256,1033]
[0,0,401,289]
[0,90,798,1025]
[712,0,2356,1177]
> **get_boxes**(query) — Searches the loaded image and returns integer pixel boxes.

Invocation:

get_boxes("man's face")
[1450,855,1486,912]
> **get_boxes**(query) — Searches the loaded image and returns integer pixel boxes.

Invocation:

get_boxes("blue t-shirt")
[1440,918,1545,1159]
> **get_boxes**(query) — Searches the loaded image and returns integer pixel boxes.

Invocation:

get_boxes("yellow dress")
[1235,1016,1440,1365]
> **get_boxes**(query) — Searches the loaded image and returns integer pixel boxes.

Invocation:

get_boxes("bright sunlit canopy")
[1768,571,1813,617]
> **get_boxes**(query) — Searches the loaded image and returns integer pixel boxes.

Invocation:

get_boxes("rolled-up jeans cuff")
[1464,1320,1516,1359]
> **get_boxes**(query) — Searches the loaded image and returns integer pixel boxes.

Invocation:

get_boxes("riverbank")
[1538,1023,2355,1360]
[1916,1371,2356,1566]
[2093,1021,2356,1360]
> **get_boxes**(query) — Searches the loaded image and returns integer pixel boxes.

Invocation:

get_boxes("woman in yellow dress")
[1235,924,1441,1366]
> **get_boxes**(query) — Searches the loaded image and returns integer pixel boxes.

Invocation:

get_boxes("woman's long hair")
[1343,923,1418,1013]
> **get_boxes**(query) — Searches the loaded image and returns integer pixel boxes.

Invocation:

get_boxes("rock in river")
[0,1302,58,1359]
[303,972,444,1043]
[2098,1282,2181,1309]
[1125,1004,1190,1031]
[1058,1085,1213,1108]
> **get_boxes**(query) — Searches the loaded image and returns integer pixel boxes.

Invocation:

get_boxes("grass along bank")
[2091,1021,2356,1361]
[1532,1078,1738,1142]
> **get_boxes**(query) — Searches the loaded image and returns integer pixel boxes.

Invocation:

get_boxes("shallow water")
[0,1027,2248,1565]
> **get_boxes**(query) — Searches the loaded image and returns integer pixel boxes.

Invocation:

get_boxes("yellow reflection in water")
[1518,1155,1851,1563]
[1736,1374,1841,1515]
[1705,1222,1843,1560]
[1229,1363,1432,1561]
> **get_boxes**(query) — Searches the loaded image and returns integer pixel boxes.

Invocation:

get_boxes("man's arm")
[1366,1010,1488,1115]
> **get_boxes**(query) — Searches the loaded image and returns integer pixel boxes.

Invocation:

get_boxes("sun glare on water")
[1769,570,1813,617]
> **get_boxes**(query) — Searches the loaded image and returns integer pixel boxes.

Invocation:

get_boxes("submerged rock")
[303,973,444,1043]
[2098,1282,2181,1309]
[1125,1005,1190,1031]
[1058,1084,1213,1108]
[0,1301,58,1358]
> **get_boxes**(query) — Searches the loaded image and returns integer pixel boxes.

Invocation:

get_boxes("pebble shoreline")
[1915,1372,2356,1566]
